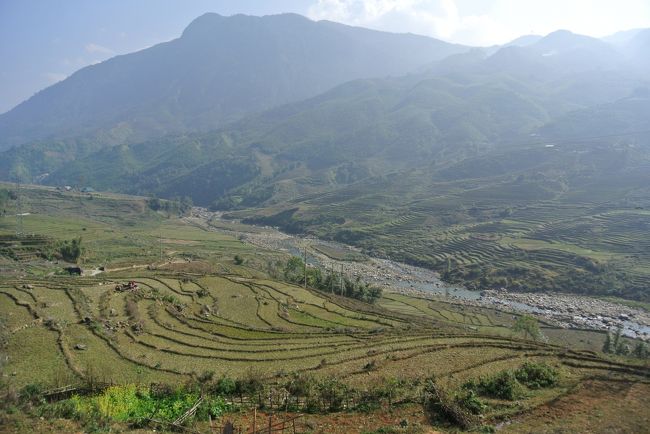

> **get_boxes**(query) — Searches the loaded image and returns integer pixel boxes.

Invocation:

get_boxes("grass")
[233,177,650,300]
[1,185,649,433]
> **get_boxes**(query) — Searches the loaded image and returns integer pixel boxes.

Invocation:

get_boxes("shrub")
[514,362,558,389]
[212,376,236,396]
[423,377,477,429]
[19,383,43,405]
[455,389,485,414]
[32,381,232,431]
[195,396,229,420]
[58,237,83,263]
[464,362,559,402]
[470,370,525,400]
[235,370,264,404]
[317,377,348,412]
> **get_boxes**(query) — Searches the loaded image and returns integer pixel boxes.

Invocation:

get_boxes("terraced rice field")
[2,272,646,398]
[249,171,650,298]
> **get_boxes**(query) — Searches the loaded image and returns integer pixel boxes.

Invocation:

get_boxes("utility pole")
[160,228,163,263]
[303,246,307,289]
[339,263,344,295]
[15,181,23,237]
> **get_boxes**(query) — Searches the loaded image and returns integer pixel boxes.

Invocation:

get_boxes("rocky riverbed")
[188,208,650,341]
[481,290,650,340]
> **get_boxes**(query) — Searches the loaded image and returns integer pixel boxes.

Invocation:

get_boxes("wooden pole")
[268,415,272,434]
[303,246,307,289]
[253,408,257,434]
[339,263,344,295]
[330,264,334,292]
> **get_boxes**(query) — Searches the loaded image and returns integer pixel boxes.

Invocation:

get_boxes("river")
[187,208,650,341]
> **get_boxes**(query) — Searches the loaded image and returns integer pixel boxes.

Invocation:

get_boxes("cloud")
[84,42,114,55]
[307,0,650,46]
[42,72,68,84]
[307,0,511,45]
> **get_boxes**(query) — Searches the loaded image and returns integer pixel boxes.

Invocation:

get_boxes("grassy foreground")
[1,185,649,433]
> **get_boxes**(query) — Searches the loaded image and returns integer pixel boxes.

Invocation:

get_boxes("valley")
[1,8,649,433]
[1,185,649,433]
[191,208,650,339]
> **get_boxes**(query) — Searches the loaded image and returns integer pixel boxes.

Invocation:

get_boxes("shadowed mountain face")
[0,13,466,151]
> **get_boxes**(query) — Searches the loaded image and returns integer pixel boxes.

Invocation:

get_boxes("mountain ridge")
[0,12,467,152]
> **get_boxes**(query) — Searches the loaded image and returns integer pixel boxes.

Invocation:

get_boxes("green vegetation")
[0,188,9,213]
[1,18,650,433]
[512,315,542,341]
[55,237,83,263]
[146,196,193,216]
[281,256,382,304]
[602,327,648,358]
[463,362,559,401]
[466,370,526,401]
[1,186,649,433]
[514,362,560,389]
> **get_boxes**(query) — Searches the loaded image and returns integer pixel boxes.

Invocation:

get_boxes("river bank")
[187,208,649,341]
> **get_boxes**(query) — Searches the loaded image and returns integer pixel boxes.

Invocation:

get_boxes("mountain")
[618,28,650,69]
[0,13,467,152]
[603,28,647,46]
[4,27,647,195]
[4,72,550,201]
[485,30,621,75]
[504,34,543,47]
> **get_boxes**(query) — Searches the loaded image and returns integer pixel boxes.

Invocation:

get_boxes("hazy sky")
[1,0,649,114]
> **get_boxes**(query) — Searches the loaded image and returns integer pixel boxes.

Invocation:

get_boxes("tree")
[512,314,542,341]
[59,237,83,263]
[602,331,614,354]
[611,326,631,355]
[147,196,162,211]
[367,286,383,303]
[633,342,648,359]
[179,196,193,215]
[0,189,9,215]
[283,256,304,282]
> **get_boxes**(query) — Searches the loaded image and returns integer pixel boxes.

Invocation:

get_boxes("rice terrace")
[1,185,649,433]
[2,3,650,433]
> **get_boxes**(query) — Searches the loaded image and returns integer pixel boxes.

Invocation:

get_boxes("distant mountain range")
[0,13,466,152]
[1,18,647,200]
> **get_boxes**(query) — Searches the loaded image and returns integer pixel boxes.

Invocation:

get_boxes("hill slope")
[0,26,649,298]
[0,13,466,151]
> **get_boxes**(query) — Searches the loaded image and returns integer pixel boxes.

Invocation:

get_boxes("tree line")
[280,256,382,304]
